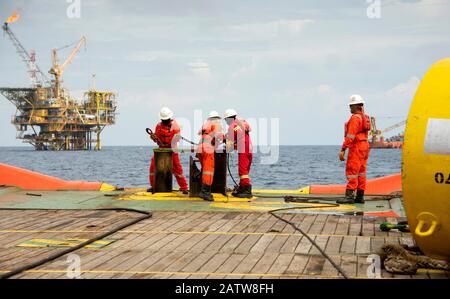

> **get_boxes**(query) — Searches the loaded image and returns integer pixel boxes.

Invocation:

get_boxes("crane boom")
[49,36,87,99]
[381,120,406,134]
[2,23,49,86]
[50,36,86,77]
[59,36,86,75]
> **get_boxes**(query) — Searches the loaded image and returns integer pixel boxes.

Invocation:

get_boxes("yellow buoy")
[402,58,450,260]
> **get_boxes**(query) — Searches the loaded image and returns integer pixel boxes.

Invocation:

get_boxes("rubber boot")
[234,185,253,198]
[337,189,355,204]
[231,185,243,197]
[198,184,213,201]
[355,190,365,204]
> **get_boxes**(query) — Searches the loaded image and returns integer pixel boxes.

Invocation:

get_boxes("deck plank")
[285,253,309,275]
[340,236,357,254]
[187,253,230,279]
[324,236,343,254]
[308,236,329,255]
[266,253,294,275]
[304,255,326,276]
[208,253,246,279]
[228,252,263,279]
[279,234,301,253]
[355,237,371,255]
[334,216,350,235]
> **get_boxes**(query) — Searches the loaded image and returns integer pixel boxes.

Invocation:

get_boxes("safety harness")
[345,112,371,142]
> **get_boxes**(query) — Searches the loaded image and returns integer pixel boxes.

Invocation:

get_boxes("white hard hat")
[224,108,237,119]
[348,94,365,106]
[159,107,173,120]
[208,110,221,119]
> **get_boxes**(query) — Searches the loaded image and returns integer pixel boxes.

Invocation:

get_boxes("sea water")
[0,146,401,189]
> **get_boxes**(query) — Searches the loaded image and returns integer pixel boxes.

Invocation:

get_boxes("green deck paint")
[0,187,405,217]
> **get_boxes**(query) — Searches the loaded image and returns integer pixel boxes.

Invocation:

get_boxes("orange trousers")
[238,153,252,186]
[149,152,188,190]
[198,152,214,186]
[345,142,370,191]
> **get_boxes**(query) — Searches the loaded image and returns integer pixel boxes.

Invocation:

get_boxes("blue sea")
[0,146,402,189]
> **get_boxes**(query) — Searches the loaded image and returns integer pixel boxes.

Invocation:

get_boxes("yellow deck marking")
[209,201,354,211]
[0,229,392,239]
[253,187,309,194]
[16,238,114,249]
[117,191,254,202]
[100,183,116,192]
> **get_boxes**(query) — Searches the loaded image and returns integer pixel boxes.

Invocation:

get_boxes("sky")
[0,0,449,146]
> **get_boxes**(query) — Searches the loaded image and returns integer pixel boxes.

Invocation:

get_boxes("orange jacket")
[342,112,370,150]
[154,120,181,148]
[226,118,252,153]
[198,119,224,152]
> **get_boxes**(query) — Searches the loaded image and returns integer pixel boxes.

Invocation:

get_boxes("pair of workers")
[197,109,253,201]
[338,94,371,204]
[147,107,253,201]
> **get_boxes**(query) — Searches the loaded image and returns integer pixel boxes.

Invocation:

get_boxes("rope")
[227,153,239,188]
[379,243,450,275]
[268,202,350,279]
[55,39,83,51]
[180,136,197,146]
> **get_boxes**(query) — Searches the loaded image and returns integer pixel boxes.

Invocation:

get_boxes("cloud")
[120,90,208,110]
[365,76,420,132]
[187,59,211,78]
[124,51,158,63]
[393,0,449,18]
[316,84,334,95]
[274,83,344,115]
[224,56,259,90]
[385,76,420,102]
[230,19,315,39]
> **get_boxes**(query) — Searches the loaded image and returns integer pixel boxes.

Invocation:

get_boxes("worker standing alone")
[197,111,225,201]
[148,107,188,194]
[224,109,253,198]
[338,95,371,204]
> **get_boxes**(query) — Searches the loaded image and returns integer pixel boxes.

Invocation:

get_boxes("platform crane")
[49,36,86,99]
[370,117,406,143]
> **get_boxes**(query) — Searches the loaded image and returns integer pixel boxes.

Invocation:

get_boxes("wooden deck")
[0,209,448,279]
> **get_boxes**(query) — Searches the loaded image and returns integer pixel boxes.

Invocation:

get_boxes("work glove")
[339,150,345,161]
[225,140,234,153]
[150,133,158,144]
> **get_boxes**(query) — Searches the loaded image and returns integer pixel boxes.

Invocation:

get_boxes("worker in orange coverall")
[148,107,188,194]
[337,95,371,204]
[224,108,253,198]
[197,111,225,201]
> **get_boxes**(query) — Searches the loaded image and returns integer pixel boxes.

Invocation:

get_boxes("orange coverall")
[197,120,224,186]
[342,112,370,191]
[149,120,188,191]
[226,119,253,186]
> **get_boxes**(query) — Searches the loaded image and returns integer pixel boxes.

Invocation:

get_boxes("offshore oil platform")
[0,13,117,150]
